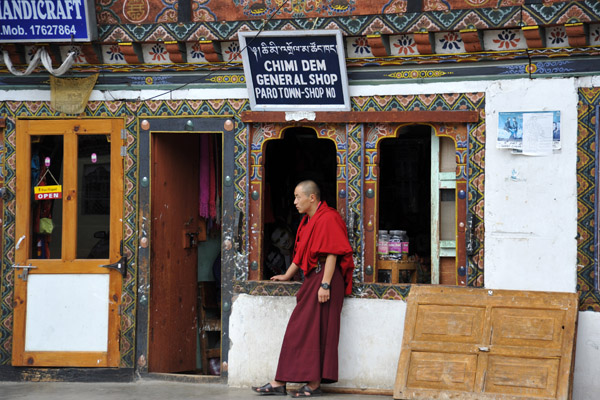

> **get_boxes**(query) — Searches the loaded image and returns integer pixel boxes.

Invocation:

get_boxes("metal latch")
[478,346,490,352]
[99,256,128,277]
[12,264,37,281]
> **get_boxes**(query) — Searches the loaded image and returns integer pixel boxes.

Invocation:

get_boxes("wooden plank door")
[12,119,124,367]
[149,133,200,373]
[394,286,578,400]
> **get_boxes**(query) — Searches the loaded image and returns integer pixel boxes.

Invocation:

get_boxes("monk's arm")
[270,262,300,281]
[321,254,337,286]
[318,254,337,303]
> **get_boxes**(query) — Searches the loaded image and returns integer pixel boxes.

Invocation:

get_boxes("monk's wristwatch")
[320,282,330,290]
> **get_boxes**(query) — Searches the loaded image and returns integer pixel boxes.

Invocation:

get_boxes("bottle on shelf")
[400,230,409,257]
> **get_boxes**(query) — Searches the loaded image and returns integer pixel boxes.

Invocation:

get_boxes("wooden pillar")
[248,166,263,281]
[456,180,468,286]
[336,164,347,221]
[363,158,378,283]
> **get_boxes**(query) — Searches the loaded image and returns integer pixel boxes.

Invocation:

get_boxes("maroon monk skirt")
[275,263,345,384]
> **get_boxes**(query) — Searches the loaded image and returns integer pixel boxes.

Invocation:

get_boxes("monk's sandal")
[291,385,322,397]
[252,382,287,396]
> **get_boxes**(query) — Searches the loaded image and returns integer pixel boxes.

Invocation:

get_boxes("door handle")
[15,235,26,250]
[478,346,490,352]
[12,264,37,282]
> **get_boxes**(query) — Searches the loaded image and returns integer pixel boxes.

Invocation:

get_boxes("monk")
[252,180,354,397]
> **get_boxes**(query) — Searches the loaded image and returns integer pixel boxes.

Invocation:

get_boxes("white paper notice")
[522,112,553,156]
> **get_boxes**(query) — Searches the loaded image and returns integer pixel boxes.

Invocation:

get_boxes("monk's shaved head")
[297,180,321,201]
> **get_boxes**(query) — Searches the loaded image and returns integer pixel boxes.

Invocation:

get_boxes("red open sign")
[34,192,62,200]
[34,185,62,200]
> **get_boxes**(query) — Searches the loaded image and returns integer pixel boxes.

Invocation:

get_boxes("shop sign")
[0,0,97,43]
[34,185,62,200]
[239,30,350,112]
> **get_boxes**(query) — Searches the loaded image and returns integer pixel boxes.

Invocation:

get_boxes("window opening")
[377,126,431,283]
[262,127,337,280]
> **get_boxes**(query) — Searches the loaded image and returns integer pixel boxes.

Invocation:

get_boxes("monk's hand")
[318,287,330,303]
[270,274,289,281]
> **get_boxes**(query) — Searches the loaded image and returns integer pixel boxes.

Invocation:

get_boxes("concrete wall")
[229,298,600,400]
[228,294,406,390]
[573,311,600,400]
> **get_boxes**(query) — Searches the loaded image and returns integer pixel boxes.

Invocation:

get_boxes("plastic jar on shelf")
[388,230,402,260]
[377,230,389,260]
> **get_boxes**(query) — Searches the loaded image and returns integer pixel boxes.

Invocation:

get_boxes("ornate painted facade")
[0,0,599,389]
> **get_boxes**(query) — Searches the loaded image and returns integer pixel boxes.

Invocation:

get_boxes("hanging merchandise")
[198,133,223,229]
[34,157,62,200]
[199,135,210,219]
[209,134,217,220]
[38,218,54,235]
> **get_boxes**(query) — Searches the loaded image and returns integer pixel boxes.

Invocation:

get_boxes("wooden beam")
[459,29,483,53]
[522,26,545,48]
[198,41,222,62]
[366,34,389,57]
[164,41,185,63]
[241,110,479,124]
[413,32,434,54]
[565,23,587,47]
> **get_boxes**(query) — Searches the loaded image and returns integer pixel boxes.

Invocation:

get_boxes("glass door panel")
[77,135,111,259]
[30,135,63,259]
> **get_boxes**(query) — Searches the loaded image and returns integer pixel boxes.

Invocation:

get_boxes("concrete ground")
[0,381,390,400]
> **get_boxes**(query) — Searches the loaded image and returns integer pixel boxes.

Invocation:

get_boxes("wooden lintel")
[241,110,479,124]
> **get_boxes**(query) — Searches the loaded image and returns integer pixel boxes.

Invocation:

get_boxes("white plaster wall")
[482,78,579,292]
[573,311,600,400]
[228,294,405,389]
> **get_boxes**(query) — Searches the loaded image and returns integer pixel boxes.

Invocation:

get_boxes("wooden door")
[394,286,578,400]
[149,133,200,373]
[13,119,124,367]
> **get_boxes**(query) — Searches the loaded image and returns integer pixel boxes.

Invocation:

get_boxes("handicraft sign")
[0,0,97,43]
[239,30,350,112]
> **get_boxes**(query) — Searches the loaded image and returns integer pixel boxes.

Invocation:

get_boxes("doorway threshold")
[141,372,225,384]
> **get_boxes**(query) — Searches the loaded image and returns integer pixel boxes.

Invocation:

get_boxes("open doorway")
[261,127,337,280]
[149,132,222,376]
[378,125,431,283]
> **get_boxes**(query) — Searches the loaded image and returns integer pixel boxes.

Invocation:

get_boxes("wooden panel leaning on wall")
[394,285,578,400]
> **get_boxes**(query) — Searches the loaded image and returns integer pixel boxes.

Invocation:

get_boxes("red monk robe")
[275,201,354,384]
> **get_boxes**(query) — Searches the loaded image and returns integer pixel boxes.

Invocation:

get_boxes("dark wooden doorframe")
[135,116,235,377]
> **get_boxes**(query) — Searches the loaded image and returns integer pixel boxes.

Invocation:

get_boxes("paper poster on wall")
[497,111,561,155]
